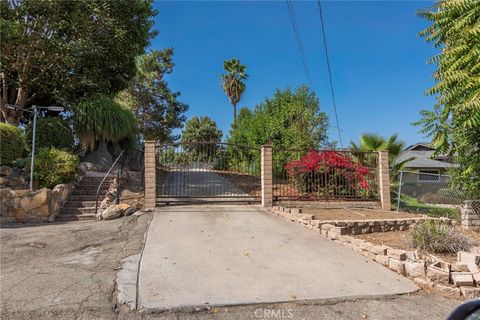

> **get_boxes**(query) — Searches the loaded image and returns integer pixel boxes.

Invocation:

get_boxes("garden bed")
[300,207,422,221]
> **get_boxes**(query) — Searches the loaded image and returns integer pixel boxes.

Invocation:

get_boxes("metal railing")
[272,148,379,201]
[94,150,125,216]
[155,142,261,199]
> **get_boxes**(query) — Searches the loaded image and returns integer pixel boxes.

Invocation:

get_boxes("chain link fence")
[391,171,465,219]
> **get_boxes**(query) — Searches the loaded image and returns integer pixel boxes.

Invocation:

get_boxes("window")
[418,170,440,182]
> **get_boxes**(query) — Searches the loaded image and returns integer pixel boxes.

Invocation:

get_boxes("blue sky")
[151,1,438,147]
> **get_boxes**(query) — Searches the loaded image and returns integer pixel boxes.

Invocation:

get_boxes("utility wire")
[317,0,343,148]
[286,0,314,89]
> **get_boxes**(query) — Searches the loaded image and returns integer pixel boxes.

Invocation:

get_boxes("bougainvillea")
[284,151,374,197]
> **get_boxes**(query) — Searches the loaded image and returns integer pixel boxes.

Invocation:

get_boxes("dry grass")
[410,220,475,254]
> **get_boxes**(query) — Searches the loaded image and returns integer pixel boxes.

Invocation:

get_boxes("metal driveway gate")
[155,142,261,202]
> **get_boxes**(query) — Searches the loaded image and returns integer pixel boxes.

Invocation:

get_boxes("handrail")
[94,150,124,217]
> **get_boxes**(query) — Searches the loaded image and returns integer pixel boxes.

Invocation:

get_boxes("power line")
[317,0,343,148]
[286,0,314,89]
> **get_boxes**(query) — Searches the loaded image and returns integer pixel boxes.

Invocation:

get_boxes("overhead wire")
[316,0,343,147]
[286,0,314,89]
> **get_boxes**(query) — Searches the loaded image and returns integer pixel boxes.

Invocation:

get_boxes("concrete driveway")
[138,205,417,311]
[159,170,249,197]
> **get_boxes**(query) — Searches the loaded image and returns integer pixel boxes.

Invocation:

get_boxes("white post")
[396,171,403,212]
[29,106,38,191]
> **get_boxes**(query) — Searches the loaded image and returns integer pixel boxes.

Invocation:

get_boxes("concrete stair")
[58,175,115,222]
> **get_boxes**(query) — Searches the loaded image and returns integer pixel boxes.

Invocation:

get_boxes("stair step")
[68,195,103,201]
[74,186,111,191]
[70,190,111,195]
[62,207,97,214]
[65,201,98,207]
[57,213,96,221]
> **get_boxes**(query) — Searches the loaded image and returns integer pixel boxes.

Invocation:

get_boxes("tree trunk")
[233,103,237,122]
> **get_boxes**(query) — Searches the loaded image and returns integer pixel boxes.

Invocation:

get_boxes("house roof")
[394,149,456,169]
[405,143,435,151]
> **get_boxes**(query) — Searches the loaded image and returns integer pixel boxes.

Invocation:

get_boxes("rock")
[387,248,407,261]
[374,255,389,266]
[426,262,450,284]
[388,258,406,275]
[82,140,113,172]
[101,205,124,220]
[370,245,388,255]
[405,261,426,278]
[413,277,435,289]
[451,263,470,272]
[435,284,461,297]
[0,166,13,177]
[460,286,480,299]
[19,188,49,216]
[451,272,474,287]
[123,206,137,217]
[457,251,480,266]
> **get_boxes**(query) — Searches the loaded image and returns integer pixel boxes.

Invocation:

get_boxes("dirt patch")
[301,208,423,221]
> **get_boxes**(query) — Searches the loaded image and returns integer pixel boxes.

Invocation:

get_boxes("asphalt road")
[138,205,418,311]
[0,212,152,320]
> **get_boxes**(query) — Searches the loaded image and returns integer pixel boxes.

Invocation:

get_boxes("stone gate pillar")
[144,140,156,210]
[261,144,273,207]
[378,150,391,211]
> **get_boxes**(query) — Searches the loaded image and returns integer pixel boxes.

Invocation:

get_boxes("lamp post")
[5,104,64,190]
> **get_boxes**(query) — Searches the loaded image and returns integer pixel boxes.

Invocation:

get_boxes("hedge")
[0,123,25,165]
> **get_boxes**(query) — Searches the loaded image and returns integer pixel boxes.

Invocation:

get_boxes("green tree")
[0,0,156,124]
[229,86,330,150]
[73,94,136,152]
[116,49,188,141]
[25,117,73,152]
[415,0,480,198]
[180,116,223,144]
[180,116,223,162]
[220,59,248,121]
[349,133,414,176]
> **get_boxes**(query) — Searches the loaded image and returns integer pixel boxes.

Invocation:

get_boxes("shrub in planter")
[25,117,74,151]
[284,151,375,197]
[29,147,79,189]
[0,122,25,165]
[411,220,474,254]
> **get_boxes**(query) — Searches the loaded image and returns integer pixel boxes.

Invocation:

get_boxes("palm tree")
[350,133,414,176]
[220,59,248,121]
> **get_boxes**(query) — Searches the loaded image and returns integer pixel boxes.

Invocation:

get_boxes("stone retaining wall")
[1,183,74,223]
[271,205,450,235]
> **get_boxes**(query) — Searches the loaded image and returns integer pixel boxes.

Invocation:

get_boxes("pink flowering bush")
[284,151,375,197]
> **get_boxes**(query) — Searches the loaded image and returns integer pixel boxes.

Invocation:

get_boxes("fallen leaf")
[243,251,249,256]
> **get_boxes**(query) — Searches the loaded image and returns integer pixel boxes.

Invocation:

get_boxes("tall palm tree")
[220,59,248,121]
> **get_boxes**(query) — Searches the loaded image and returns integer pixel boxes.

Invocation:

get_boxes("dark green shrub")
[0,123,25,165]
[25,117,74,151]
[30,147,79,189]
[411,220,474,254]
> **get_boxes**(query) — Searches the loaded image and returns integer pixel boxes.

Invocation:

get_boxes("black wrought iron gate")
[155,142,261,202]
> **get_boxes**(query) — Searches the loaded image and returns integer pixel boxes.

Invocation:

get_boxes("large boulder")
[82,140,113,172]
[100,203,131,220]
